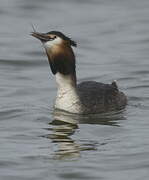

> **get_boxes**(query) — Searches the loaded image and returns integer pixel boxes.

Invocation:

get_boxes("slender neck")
[45,43,77,76]
[55,72,77,92]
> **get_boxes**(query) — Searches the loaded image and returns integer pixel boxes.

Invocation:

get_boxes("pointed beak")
[31,32,49,42]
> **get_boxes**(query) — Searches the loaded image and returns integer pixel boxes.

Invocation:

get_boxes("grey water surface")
[0,0,149,179]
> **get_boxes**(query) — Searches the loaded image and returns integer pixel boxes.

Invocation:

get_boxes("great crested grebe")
[31,30,127,114]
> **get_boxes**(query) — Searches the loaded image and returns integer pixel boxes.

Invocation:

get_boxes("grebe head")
[31,31,77,47]
[31,30,77,76]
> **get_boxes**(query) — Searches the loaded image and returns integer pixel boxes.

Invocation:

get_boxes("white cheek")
[43,37,62,49]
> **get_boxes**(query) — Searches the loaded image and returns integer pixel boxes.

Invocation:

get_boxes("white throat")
[54,73,81,113]
[43,37,62,49]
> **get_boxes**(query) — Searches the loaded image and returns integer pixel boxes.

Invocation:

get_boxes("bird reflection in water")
[44,109,126,160]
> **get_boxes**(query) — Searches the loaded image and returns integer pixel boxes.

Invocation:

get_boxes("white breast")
[54,73,82,113]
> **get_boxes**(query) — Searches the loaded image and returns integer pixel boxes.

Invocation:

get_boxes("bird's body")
[31,30,127,114]
[54,73,127,114]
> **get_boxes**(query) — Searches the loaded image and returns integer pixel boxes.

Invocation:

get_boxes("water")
[0,0,149,179]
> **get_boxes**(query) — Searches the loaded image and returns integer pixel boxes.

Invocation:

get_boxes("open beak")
[31,32,49,42]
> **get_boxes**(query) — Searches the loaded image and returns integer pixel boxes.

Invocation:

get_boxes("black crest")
[47,31,77,47]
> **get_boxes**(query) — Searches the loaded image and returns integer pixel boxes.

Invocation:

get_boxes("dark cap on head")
[47,31,77,47]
